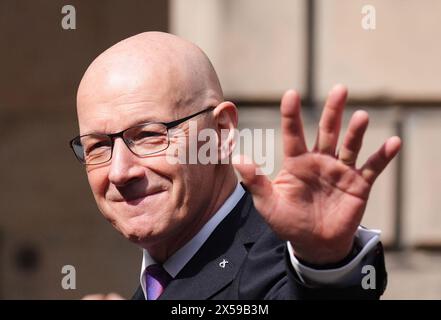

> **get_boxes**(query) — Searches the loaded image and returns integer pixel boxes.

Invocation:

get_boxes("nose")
[108,138,145,187]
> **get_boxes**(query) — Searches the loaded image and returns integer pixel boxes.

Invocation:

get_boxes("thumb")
[232,154,273,202]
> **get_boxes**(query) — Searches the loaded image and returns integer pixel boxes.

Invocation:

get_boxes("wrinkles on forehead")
[76,32,223,134]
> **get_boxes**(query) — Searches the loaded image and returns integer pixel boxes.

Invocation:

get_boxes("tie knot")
[145,264,172,300]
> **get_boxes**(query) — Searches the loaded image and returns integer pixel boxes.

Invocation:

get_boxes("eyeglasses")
[70,106,215,165]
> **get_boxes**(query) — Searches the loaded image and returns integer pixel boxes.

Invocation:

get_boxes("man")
[71,32,401,300]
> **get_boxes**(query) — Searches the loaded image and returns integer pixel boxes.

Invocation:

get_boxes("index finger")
[281,89,307,157]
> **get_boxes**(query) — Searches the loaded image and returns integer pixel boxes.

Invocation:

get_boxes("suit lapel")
[132,285,145,300]
[159,235,248,299]
[160,191,265,300]
[131,189,268,300]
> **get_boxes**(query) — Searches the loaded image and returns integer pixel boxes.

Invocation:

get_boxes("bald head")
[77,32,223,134]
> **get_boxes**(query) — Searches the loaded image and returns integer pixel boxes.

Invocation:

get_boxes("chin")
[116,211,172,245]
[116,219,154,244]
[99,196,179,245]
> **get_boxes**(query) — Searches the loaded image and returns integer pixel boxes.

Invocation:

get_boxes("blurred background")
[0,0,440,299]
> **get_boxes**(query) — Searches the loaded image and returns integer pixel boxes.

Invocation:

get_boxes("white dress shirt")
[140,183,380,298]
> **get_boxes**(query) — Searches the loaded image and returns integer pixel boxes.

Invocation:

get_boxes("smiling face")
[76,32,232,260]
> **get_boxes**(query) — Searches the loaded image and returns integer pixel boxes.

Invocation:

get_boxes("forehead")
[77,65,197,135]
[78,92,178,135]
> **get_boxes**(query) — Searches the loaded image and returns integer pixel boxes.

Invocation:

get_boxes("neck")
[146,166,238,263]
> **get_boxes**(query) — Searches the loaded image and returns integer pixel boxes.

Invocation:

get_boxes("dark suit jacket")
[132,190,387,300]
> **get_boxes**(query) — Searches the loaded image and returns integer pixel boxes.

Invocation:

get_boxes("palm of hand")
[266,153,369,262]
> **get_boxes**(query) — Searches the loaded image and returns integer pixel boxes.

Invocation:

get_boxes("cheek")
[173,164,213,211]
[86,167,109,201]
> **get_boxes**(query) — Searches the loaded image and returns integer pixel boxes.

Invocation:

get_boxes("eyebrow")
[128,117,164,127]
[82,115,174,136]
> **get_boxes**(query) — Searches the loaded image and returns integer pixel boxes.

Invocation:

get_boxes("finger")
[313,84,348,155]
[232,154,273,203]
[82,294,106,300]
[106,293,125,300]
[338,110,369,166]
[281,90,307,157]
[361,136,402,184]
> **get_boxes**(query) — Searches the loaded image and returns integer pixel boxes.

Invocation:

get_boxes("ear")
[212,101,238,161]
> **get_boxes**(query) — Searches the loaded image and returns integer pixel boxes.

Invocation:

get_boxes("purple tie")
[145,264,172,300]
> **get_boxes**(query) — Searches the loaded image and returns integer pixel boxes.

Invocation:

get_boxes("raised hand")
[234,85,401,265]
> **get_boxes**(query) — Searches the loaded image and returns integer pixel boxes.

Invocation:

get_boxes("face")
[76,57,221,252]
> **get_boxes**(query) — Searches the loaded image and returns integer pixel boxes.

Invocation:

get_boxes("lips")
[109,188,166,203]
[126,190,167,206]
[126,189,165,202]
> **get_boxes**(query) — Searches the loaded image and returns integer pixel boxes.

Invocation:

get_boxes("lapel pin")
[219,259,229,268]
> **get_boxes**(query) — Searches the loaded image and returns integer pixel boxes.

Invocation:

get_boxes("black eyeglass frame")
[69,106,215,165]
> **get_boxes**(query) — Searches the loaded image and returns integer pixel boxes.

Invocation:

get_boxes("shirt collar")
[139,182,245,297]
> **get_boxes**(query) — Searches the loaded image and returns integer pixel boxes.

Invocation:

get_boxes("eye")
[85,140,111,154]
[125,123,168,147]
[136,131,163,139]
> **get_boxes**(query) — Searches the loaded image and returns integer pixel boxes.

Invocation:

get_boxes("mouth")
[123,189,167,206]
